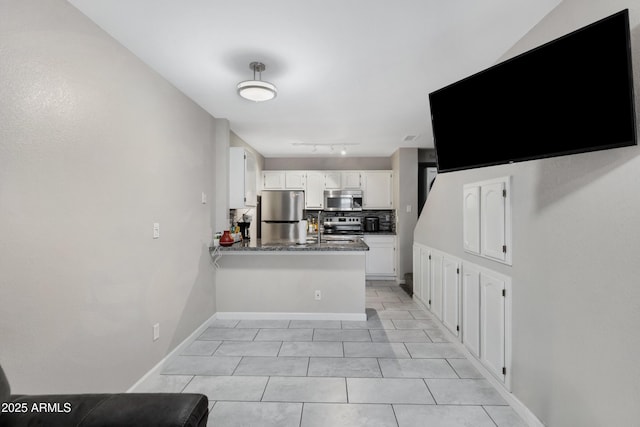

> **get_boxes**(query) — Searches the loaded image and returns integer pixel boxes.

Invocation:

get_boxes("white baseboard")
[215,312,367,321]
[127,313,217,392]
[366,275,397,281]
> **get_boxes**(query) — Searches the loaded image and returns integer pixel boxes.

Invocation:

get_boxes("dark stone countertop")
[211,237,369,252]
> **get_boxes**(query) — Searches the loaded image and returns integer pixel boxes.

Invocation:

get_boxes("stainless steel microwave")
[323,190,363,211]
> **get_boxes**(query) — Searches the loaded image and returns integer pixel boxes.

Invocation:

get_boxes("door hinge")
[456,267,460,274]
[428,299,431,305]
[428,254,431,260]
[502,366,507,375]
[502,289,506,297]
[456,325,459,332]
[502,189,507,198]
[502,245,507,253]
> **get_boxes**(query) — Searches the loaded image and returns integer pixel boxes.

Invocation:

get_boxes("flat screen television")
[429,9,636,173]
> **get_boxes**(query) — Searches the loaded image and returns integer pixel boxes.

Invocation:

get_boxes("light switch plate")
[153,223,160,239]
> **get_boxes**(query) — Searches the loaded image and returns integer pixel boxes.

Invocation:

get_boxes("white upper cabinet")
[285,171,306,189]
[324,171,342,189]
[341,171,362,189]
[362,171,393,209]
[305,171,325,209]
[262,169,393,210]
[481,181,508,262]
[263,171,285,189]
[229,147,257,208]
[463,176,511,265]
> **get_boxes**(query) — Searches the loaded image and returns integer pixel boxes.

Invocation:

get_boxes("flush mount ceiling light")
[237,62,277,102]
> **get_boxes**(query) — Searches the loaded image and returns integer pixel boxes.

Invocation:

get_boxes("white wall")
[0,0,217,393]
[414,1,640,425]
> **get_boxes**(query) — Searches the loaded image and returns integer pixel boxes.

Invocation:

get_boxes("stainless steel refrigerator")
[261,190,305,244]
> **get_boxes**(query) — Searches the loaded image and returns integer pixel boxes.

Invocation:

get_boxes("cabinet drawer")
[364,235,395,244]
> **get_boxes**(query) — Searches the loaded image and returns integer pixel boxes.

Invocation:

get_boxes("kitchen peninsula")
[211,238,369,321]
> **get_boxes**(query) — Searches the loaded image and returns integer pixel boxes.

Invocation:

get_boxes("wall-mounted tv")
[429,9,636,173]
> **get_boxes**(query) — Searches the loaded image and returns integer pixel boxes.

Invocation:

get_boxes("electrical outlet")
[153,323,160,341]
[153,223,160,239]
[314,290,321,300]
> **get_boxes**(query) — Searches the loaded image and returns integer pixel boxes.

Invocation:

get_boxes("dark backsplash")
[304,209,395,233]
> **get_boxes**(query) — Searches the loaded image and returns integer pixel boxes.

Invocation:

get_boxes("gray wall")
[0,0,217,393]
[264,157,391,170]
[392,148,418,281]
[414,1,640,425]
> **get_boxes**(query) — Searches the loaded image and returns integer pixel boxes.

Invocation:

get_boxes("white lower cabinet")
[442,256,461,337]
[462,264,481,359]
[412,243,511,388]
[412,245,422,301]
[364,235,396,278]
[480,270,507,383]
[419,248,431,306]
[429,251,443,321]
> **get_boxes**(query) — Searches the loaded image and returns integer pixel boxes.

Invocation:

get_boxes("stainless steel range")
[322,216,363,235]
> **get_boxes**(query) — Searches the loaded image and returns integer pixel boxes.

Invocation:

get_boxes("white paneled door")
[480,181,506,262]
[429,251,444,321]
[480,271,506,382]
[462,264,481,358]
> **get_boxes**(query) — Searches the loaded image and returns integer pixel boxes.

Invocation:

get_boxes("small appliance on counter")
[238,222,251,240]
[261,190,306,244]
[364,216,379,232]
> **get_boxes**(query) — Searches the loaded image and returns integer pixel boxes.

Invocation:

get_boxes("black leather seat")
[0,364,208,427]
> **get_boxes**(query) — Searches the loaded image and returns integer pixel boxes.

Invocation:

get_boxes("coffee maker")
[238,222,251,240]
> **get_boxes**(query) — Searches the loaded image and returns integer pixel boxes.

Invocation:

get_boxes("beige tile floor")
[135,281,528,427]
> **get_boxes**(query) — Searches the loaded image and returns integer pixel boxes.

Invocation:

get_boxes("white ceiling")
[68,0,560,158]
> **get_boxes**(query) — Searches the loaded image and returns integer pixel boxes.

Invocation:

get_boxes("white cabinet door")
[305,171,325,209]
[430,251,443,320]
[480,271,506,382]
[420,247,431,307]
[285,171,306,189]
[442,256,460,336]
[244,151,257,206]
[324,172,342,189]
[362,171,393,209]
[342,171,362,189]
[413,245,422,302]
[263,171,285,189]
[481,181,507,262]
[364,235,396,277]
[463,185,480,254]
[462,264,481,358]
[229,147,257,208]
